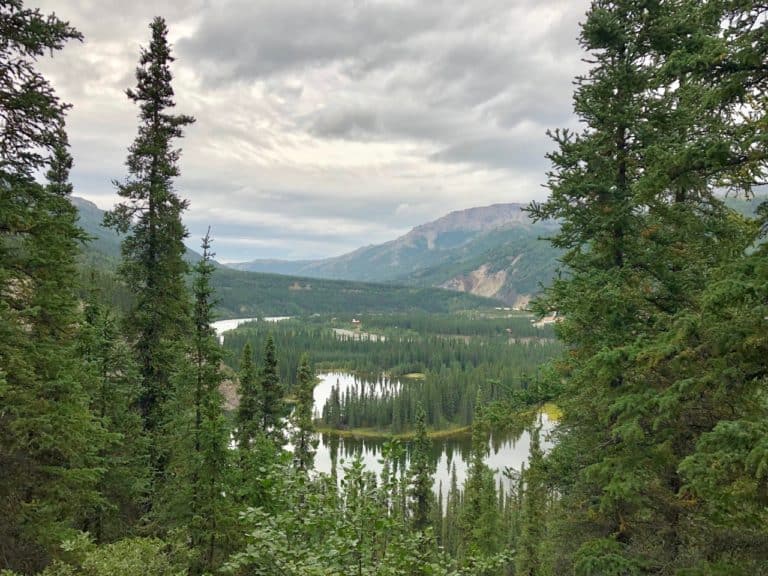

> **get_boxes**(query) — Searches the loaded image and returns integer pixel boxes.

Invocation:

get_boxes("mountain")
[71,197,500,316]
[72,196,203,267]
[71,196,123,266]
[230,203,562,306]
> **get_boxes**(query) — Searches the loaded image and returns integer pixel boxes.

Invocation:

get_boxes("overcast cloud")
[36,0,589,261]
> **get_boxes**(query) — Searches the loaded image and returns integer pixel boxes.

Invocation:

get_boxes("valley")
[228,203,563,305]
[4,1,766,574]
[212,311,560,505]
[72,196,505,317]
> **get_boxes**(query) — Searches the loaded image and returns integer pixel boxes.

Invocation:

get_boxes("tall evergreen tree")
[515,425,546,576]
[189,232,233,573]
[0,131,106,573]
[161,232,233,573]
[0,5,103,568]
[290,354,317,472]
[458,396,502,562]
[104,17,195,448]
[78,297,147,543]
[259,334,286,444]
[235,341,260,450]
[408,403,433,531]
[530,1,764,572]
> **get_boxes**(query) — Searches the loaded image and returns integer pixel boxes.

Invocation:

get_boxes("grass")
[315,424,470,441]
[315,403,562,441]
[540,402,563,421]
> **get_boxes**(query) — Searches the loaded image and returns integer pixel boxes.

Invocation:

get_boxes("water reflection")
[313,371,401,419]
[312,372,554,496]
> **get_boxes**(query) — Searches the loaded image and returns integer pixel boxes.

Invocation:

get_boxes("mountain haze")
[70,197,501,316]
[230,203,562,305]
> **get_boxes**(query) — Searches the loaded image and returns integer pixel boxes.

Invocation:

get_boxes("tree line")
[223,318,559,432]
[223,319,558,387]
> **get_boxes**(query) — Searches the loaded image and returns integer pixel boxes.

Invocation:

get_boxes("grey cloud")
[431,135,551,173]
[186,185,423,229]
[310,107,381,140]
[308,102,473,143]
[177,1,446,83]
[183,198,414,260]
[36,0,590,261]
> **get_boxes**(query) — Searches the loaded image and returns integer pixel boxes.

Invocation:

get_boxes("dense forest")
[222,315,558,432]
[1,1,766,575]
[223,315,556,382]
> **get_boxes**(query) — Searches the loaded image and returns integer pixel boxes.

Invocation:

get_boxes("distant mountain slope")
[71,196,123,266]
[71,197,500,316]
[231,203,562,305]
[72,196,202,266]
[401,225,561,306]
[209,268,501,318]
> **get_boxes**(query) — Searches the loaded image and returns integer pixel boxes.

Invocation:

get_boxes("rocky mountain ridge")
[231,203,562,304]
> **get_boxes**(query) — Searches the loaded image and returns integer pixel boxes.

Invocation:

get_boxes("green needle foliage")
[159,232,235,574]
[235,341,261,450]
[514,425,546,576]
[408,403,434,532]
[529,1,767,572]
[78,297,147,543]
[458,398,504,565]
[291,354,317,472]
[104,17,195,445]
[188,232,235,573]
[260,334,287,444]
[0,4,101,568]
[0,0,82,177]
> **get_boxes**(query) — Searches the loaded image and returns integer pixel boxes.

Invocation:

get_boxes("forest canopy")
[0,1,766,575]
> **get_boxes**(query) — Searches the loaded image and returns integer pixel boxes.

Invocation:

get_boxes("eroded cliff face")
[440,265,507,299]
[440,262,534,308]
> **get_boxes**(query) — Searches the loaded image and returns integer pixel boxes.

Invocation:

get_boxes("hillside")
[71,197,501,316]
[72,196,203,267]
[230,203,562,306]
[209,268,499,317]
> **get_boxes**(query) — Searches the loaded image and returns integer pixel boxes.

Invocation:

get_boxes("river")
[212,316,291,344]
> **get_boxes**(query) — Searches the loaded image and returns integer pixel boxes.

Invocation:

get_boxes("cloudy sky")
[37,0,589,262]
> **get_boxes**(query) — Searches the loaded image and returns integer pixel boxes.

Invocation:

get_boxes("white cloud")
[35,0,589,261]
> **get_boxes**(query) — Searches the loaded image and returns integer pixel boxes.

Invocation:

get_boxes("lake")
[211,319,556,498]
[312,372,554,497]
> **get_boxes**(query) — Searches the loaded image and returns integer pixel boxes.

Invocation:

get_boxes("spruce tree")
[0,5,103,567]
[290,353,317,472]
[104,17,195,450]
[408,403,434,531]
[161,232,233,573]
[189,232,233,573]
[259,334,286,443]
[78,297,147,542]
[515,425,546,576]
[235,341,260,450]
[530,1,763,571]
[0,131,105,573]
[458,396,501,561]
